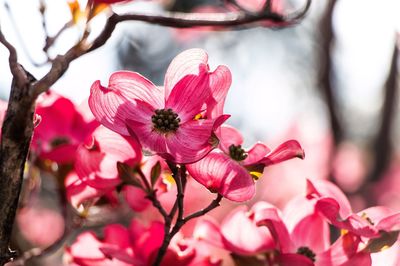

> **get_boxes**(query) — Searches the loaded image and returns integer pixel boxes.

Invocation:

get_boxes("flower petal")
[89,71,162,136]
[217,125,244,154]
[259,140,305,166]
[206,65,232,119]
[220,205,274,255]
[164,48,209,99]
[165,118,223,164]
[254,206,294,253]
[165,70,211,122]
[187,152,255,202]
[243,142,270,166]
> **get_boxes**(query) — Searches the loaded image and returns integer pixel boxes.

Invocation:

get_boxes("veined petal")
[217,125,244,154]
[126,119,168,157]
[254,207,294,253]
[187,152,255,202]
[220,206,274,255]
[89,72,161,136]
[108,71,163,107]
[317,233,369,266]
[75,126,142,190]
[206,65,232,119]
[259,140,305,166]
[306,179,352,218]
[165,71,210,122]
[315,198,378,238]
[243,142,270,166]
[166,119,221,164]
[164,48,209,99]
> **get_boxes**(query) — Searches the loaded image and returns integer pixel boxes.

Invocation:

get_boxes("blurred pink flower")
[89,49,231,164]
[32,91,99,164]
[75,125,142,190]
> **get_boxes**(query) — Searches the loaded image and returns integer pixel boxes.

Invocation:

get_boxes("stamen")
[296,246,316,262]
[151,108,181,133]
[229,144,248,161]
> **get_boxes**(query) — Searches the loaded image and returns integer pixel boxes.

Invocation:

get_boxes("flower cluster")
[21,49,400,265]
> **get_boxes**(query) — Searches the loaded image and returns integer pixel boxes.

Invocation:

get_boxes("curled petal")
[206,65,232,119]
[65,171,108,208]
[217,125,244,154]
[317,233,370,266]
[306,179,352,218]
[193,218,225,249]
[89,71,162,136]
[75,126,142,189]
[166,117,227,164]
[259,140,305,166]
[220,206,274,255]
[243,142,270,166]
[315,198,378,238]
[187,152,255,202]
[164,48,209,99]
[254,206,294,253]
[166,71,210,122]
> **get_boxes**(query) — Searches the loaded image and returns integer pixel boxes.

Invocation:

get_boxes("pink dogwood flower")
[75,125,142,190]
[32,91,99,164]
[186,125,304,201]
[306,179,400,239]
[89,49,231,164]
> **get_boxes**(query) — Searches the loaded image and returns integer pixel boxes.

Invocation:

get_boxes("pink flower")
[32,91,99,164]
[66,219,197,266]
[187,125,304,201]
[89,49,231,164]
[75,125,142,190]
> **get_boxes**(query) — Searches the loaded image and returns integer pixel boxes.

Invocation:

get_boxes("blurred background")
[1,0,400,264]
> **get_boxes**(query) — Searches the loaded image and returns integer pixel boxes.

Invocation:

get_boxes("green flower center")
[296,246,316,262]
[229,144,248,161]
[152,108,181,133]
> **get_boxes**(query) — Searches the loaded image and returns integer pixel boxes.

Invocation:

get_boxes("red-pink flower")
[187,125,304,201]
[89,49,231,164]
[75,125,142,190]
[32,91,99,164]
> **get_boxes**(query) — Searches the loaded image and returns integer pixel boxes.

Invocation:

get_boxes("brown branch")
[317,0,342,145]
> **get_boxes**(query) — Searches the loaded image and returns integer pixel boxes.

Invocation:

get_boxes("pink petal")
[166,118,223,164]
[65,171,108,208]
[206,65,232,119]
[317,233,369,266]
[164,48,209,99]
[123,185,150,212]
[220,206,274,255]
[306,179,352,218]
[259,140,305,166]
[89,71,162,136]
[193,218,225,249]
[217,125,244,154]
[126,119,168,157]
[277,254,314,266]
[75,126,142,189]
[283,197,330,253]
[103,224,131,248]
[187,152,255,202]
[254,206,294,253]
[243,142,271,166]
[165,70,211,122]
[377,212,400,232]
[315,198,378,238]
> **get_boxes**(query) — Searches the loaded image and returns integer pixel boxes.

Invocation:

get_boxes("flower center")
[229,144,248,161]
[151,108,181,133]
[296,246,316,262]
